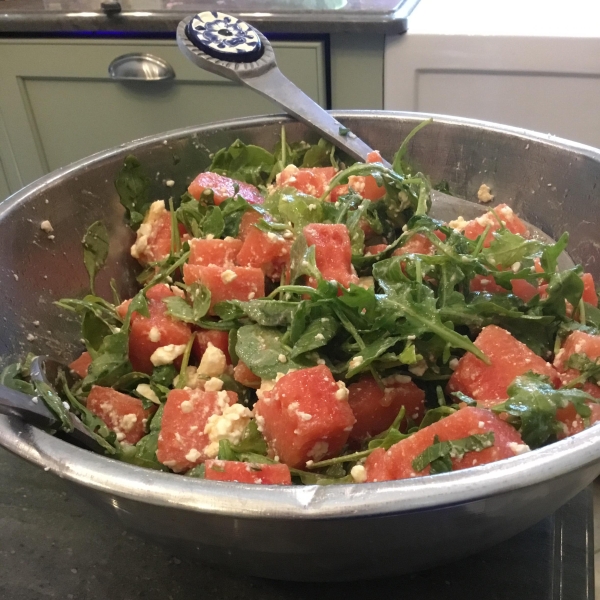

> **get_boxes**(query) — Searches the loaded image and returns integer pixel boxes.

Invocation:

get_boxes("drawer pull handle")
[108,53,175,81]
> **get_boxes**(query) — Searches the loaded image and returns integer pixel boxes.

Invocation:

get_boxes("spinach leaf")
[114,155,151,230]
[209,139,275,186]
[82,221,109,295]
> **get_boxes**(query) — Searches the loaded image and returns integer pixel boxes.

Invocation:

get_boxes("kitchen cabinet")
[0,162,9,203]
[0,39,327,193]
[384,0,600,148]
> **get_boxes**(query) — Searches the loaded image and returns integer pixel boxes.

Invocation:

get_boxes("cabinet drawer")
[0,39,326,190]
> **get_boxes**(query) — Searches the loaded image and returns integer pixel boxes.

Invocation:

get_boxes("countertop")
[0,444,594,599]
[0,0,420,35]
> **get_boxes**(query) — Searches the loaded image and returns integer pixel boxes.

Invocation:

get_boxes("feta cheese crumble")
[150,343,186,366]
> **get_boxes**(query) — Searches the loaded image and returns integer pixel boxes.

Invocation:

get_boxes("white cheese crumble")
[120,413,137,432]
[174,366,200,389]
[509,442,531,455]
[335,380,349,401]
[150,343,186,366]
[180,399,194,413]
[477,184,494,203]
[408,360,428,377]
[203,403,252,458]
[197,343,227,377]
[349,356,364,370]
[130,200,166,260]
[204,377,223,392]
[165,179,175,187]
[277,353,287,364]
[315,333,325,341]
[136,384,160,405]
[307,441,329,460]
[350,465,367,483]
[185,448,202,463]
[148,326,161,343]
[448,216,468,232]
[40,220,54,233]
[449,358,459,371]
[221,269,238,284]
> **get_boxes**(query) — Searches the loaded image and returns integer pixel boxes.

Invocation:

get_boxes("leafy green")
[208,139,275,186]
[114,155,152,230]
[82,221,109,295]
[0,357,35,395]
[162,283,211,324]
[412,432,495,474]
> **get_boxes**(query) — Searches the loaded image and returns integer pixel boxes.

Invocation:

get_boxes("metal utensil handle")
[177,13,389,166]
[0,383,57,428]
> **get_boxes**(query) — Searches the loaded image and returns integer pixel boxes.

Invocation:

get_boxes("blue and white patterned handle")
[185,11,264,63]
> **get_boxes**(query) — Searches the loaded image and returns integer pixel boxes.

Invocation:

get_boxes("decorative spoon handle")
[176,11,388,166]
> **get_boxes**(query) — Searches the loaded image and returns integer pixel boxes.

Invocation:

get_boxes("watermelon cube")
[233,361,261,388]
[447,325,560,404]
[364,406,526,482]
[125,288,192,375]
[276,165,337,198]
[347,375,425,446]
[192,328,231,364]
[69,351,92,379]
[236,226,292,279]
[554,330,600,372]
[463,204,529,248]
[183,264,265,312]
[555,401,600,439]
[253,365,356,468]
[188,172,264,206]
[470,274,539,303]
[87,385,155,445]
[204,460,291,485]
[582,273,598,307]
[188,237,242,267]
[238,210,261,241]
[303,223,358,289]
[156,387,238,472]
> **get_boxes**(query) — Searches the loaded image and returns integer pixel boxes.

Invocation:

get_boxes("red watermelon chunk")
[330,150,386,203]
[470,274,539,303]
[365,406,525,482]
[238,210,262,240]
[347,375,425,446]
[204,460,291,485]
[183,264,265,311]
[393,233,436,257]
[122,285,193,374]
[192,328,231,364]
[463,204,529,248]
[236,226,292,279]
[254,365,356,469]
[582,273,598,307]
[303,223,358,289]
[554,330,600,372]
[233,361,261,388]
[130,200,186,265]
[276,165,337,198]
[555,401,600,439]
[188,172,263,206]
[189,237,242,267]
[69,351,92,379]
[365,244,388,256]
[447,325,560,403]
[156,387,238,472]
[87,386,155,445]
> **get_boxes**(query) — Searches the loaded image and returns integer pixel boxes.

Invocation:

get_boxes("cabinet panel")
[384,35,600,148]
[0,159,9,204]
[0,40,326,187]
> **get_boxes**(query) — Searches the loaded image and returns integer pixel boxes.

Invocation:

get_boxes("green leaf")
[346,336,402,378]
[235,324,314,380]
[392,118,433,175]
[289,234,322,284]
[209,139,275,186]
[162,283,211,324]
[34,380,73,432]
[82,221,109,294]
[0,361,35,395]
[81,311,112,354]
[482,229,544,268]
[541,232,569,273]
[290,317,339,358]
[214,299,297,327]
[411,432,495,474]
[491,373,595,447]
[114,155,151,230]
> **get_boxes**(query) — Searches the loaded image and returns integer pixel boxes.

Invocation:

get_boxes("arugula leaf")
[482,229,544,268]
[302,138,338,168]
[220,196,251,238]
[82,221,109,295]
[490,373,595,447]
[114,155,151,230]
[235,324,314,380]
[392,118,433,175]
[541,269,584,318]
[0,360,36,395]
[541,232,569,273]
[214,299,297,327]
[346,336,402,378]
[162,283,211,324]
[34,380,73,432]
[563,353,600,388]
[121,404,168,470]
[412,432,495,474]
[289,234,322,284]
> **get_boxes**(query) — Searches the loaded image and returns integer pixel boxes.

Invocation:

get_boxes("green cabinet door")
[0,39,326,191]
[0,160,9,204]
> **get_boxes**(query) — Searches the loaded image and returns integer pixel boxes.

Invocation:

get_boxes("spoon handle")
[176,12,389,166]
[0,384,57,428]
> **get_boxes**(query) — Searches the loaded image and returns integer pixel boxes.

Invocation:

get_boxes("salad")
[5,120,600,486]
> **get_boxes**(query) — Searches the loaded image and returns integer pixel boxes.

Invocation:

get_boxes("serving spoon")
[175,10,572,270]
[0,356,105,453]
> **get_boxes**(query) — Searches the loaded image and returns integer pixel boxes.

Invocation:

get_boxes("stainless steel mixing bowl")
[1,112,600,582]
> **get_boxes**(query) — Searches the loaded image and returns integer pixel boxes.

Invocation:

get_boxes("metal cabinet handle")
[108,53,175,81]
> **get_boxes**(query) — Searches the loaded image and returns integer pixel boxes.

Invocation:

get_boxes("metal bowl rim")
[2,110,600,520]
